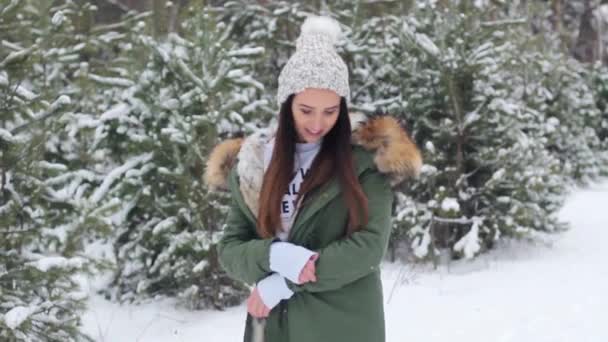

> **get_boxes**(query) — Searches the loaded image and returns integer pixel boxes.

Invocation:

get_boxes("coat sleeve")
[286,168,393,293]
[216,171,274,286]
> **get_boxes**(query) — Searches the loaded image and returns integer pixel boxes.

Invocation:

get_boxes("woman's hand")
[247,287,270,318]
[298,253,319,284]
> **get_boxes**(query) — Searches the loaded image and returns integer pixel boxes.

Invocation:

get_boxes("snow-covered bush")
[385,1,577,261]
[0,1,106,340]
[105,7,265,309]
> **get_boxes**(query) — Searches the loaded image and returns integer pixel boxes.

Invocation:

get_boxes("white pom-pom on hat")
[300,16,342,45]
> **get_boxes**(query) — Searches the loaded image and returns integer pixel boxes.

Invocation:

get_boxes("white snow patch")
[27,256,84,272]
[4,306,36,330]
[81,181,608,342]
[453,217,483,259]
[441,197,460,212]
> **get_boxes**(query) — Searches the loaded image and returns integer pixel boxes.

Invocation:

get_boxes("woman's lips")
[306,128,322,137]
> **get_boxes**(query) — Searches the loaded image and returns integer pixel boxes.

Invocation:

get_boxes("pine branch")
[0,227,39,234]
[10,96,70,135]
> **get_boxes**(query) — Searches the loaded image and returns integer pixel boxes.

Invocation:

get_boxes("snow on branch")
[480,18,527,28]
[89,153,153,204]
[453,216,484,259]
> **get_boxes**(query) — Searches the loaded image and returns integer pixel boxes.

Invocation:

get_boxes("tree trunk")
[572,0,599,63]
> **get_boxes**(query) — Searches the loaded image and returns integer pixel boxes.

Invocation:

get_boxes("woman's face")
[291,88,341,143]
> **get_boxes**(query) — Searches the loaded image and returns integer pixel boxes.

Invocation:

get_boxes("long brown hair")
[257,94,369,239]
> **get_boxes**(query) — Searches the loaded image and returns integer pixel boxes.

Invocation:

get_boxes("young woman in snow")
[204,16,421,342]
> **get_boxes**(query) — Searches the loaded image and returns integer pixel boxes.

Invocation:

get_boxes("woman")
[204,16,422,342]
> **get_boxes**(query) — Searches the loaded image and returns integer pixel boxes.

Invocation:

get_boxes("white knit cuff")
[256,273,294,309]
[269,242,317,284]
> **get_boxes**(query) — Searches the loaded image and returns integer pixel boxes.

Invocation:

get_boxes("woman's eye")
[324,111,336,116]
[302,110,311,114]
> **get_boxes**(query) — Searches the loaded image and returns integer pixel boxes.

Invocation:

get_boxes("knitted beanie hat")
[276,16,350,107]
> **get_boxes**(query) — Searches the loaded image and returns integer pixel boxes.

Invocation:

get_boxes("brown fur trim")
[203,114,422,190]
[352,115,422,185]
[203,138,244,191]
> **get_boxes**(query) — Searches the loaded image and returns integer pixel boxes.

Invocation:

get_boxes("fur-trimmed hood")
[204,113,422,218]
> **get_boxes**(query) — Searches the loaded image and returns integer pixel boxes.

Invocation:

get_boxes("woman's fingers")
[253,289,265,317]
[299,263,311,283]
[247,287,270,318]
[247,294,257,316]
[247,289,260,317]
[308,254,318,277]
[298,272,307,283]
[252,296,262,317]
[298,261,317,283]
[306,260,317,278]
[305,262,316,281]
[308,260,317,277]
[262,304,270,317]
[256,290,270,318]
[299,270,311,283]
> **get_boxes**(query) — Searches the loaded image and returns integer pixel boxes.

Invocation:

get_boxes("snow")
[412,227,432,258]
[152,217,177,235]
[88,74,134,87]
[37,160,68,171]
[491,168,505,181]
[480,18,528,28]
[401,22,440,57]
[440,197,460,212]
[0,39,22,51]
[596,4,608,23]
[415,33,440,57]
[81,181,608,341]
[100,104,130,121]
[176,58,205,88]
[0,127,25,143]
[474,0,489,9]
[453,216,483,259]
[1,0,20,16]
[192,260,208,273]
[98,32,126,43]
[467,42,494,63]
[89,153,153,204]
[26,256,85,272]
[51,10,66,26]
[50,94,71,110]
[242,99,268,114]
[227,47,265,57]
[4,306,36,330]
[0,71,38,100]
[1,48,34,72]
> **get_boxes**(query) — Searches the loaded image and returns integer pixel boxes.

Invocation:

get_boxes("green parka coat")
[205,114,421,342]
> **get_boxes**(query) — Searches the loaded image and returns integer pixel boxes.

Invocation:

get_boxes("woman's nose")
[311,115,324,130]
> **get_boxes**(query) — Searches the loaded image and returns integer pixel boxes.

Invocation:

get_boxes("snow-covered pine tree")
[32,2,149,259]
[504,2,606,182]
[385,0,569,261]
[107,5,265,309]
[591,61,608,161]
[214,0,314,116]
[319,0,412,114]
[522,49,607,183]
[0,0,96,340]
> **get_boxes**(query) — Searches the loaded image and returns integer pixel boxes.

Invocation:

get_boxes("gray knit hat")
[276,16,350,107]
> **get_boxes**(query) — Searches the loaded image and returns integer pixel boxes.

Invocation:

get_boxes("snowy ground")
[81,181,608,342]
